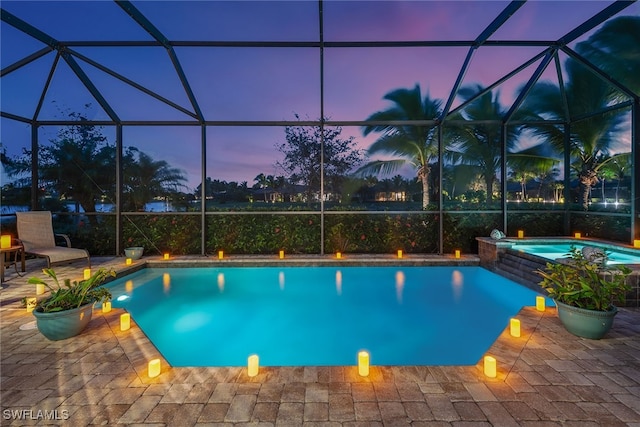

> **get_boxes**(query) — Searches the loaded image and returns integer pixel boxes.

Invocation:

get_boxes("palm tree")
[123,149,187,211]
[356,84,442,209]
[577,16,640,96]
[445,85,521,204]
[520,59,628,210]
[600,153,631,204]
[254,173,270,202]
[519,16,638,210]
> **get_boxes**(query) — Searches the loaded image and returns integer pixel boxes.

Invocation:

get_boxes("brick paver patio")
[1,256,639,426]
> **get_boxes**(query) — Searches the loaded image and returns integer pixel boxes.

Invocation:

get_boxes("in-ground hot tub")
[477,237,640,307]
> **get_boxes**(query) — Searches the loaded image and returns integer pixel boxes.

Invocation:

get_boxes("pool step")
[493,250,548,292]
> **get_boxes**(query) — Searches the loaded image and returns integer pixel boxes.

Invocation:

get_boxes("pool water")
[106,266,546,367]
[512,242,640,264]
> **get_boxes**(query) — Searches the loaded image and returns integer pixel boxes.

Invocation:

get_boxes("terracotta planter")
[32,303,94,341]
[555,300,618,340]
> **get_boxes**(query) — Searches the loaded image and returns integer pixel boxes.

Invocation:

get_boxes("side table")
[1,244,26,283]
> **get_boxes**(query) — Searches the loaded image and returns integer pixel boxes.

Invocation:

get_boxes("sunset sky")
[2,1,638,190]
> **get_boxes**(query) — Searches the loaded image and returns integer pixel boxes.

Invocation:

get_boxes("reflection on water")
[451,270,464,301]
[217,273,225,292]
[395,271,405,304]
[1,200,178,215]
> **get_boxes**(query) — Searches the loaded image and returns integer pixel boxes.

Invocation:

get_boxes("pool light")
[517,230,524,238]
[83,268,91,280]
[163,253,170,260]
[247,354,259,377]
[509,318,520,337]
[484,356,497,378]
[397,249,403,259]
[536,296,545,311]
[102,301,112,313]
[36,284,45,295]
[336,251,342,259]
[120,313,131,331]
[279,250,285,259]
[574,232,581,238]
[358,351,370,376]
[218,250,224,260]
[454,249,461,259]
[148,359,161,378]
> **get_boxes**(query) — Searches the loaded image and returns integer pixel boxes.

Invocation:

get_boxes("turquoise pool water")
[106,266,546,367]
[512,241,640,264]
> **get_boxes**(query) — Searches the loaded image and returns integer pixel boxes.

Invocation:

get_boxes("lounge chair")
[16,211,90,268]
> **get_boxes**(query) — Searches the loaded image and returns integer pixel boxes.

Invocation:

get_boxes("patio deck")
[1,256,639,426]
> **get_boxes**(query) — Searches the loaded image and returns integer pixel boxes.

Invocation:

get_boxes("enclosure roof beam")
[557,0,635,46]
[1,8,119,123]
[1,47,52,77]
[561,46,638,102]
[504,48,557,123]
[69,49,199,120]
[474,1,526,47]
[115,0,205,122]
[1,111,31,124]
[59,50,120,123]
[1,9,59,49]
[572,100,634,123]
[446,49,549,120]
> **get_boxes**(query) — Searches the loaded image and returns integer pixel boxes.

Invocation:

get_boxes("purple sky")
[1,1,638,190]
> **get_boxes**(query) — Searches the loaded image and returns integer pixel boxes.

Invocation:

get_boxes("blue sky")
[1,1,638,189]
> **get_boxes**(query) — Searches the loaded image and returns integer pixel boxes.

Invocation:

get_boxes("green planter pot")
[555,300,618,340]
[32,303,95,341]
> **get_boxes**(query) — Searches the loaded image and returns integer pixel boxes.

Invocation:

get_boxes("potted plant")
[124,246,144,260]
[537,245,631,339]
[28,268,115,341]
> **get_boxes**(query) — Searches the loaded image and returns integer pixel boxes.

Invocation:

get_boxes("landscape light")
[148,359,161,378]
[510,318,520,337]
[484,356,497,378]
[358,351,370,376]
[120,313,131,331]
[248,354,259,377]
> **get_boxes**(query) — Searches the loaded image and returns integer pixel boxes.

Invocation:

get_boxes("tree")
[520,63,628,209]
[6,112,116,224]
[275,115,363,205]
[446,85,521,204]
[122,148,187,211]
[356,84,442,209]
[577,16,640,96]
[253,173,270,202]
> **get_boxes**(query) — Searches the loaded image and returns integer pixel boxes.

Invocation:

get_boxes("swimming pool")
[510,240,640,264]
[106,266,547,367]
